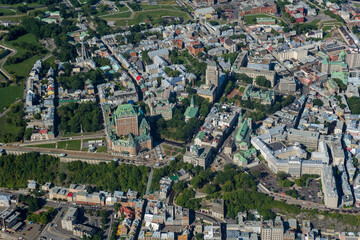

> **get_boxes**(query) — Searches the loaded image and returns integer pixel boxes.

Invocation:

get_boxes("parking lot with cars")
[251,163,322,203]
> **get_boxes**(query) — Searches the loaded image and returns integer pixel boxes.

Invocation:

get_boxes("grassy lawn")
[0,115,22,137]
[116,4,129,12]
[309,19,321,26]
[44,55,55,67]
[96,146,108,153]
[114,9,190,26]
[84,138,106,142]
[102,11,132,19]
[322,25,333,32]
[0,8,16,16]
[158,0,177,4]
[62,131,101,137]
[243,14,280,25]
[0,85,23,113]
[0,2,44,7]
[27,143,56,148]
[4,33,47,79]
[57,140,81,151]
[0,14,27,22]
[141,4,180,10]
[0,48,6,56]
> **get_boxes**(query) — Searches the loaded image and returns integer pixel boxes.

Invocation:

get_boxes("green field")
[84,137,106,142]
[116,4,129,12]
[141,4,180,10]
[102,11,132,19]
[57,140,81,151]
[0,2,44,7]
[0,14,26,22]
[0,115,22,137]
[113,9,190,26]
[0,48,6,55]
[322,25,333,32]
[0,8,16,16]
[96,146,108,153]
[4,33,47,79]
[243,14,280,25]
[27,143,56,148]
[0,85,23,113]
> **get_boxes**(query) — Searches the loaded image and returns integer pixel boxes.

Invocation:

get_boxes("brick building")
[104,104,152,156]
[239,2,277,16]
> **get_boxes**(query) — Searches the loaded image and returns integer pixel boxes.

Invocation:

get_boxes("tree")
[195,233,204,240]
[252,170,261,179]
[277,171,288,181]
[204,184,220,194]
[280,179,294,188]
[255,76,271,88]
[57,102,102,134]
[34,113,41,120]
[222,180,234,192]
[347,97,360,114]
[235,73,252,84]
[313,99,323,107]
[24,128,33,140]
[290,16,295,23]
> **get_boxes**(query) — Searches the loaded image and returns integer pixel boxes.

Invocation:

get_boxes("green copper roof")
[196,131,205,140]
[236,120,249,142]
[184,106,199,118]
[234,153,247,162]
[114,104,138,118]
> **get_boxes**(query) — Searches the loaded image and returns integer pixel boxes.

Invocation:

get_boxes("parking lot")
[7,221,44,240]
[250,163,322,203]
[296,178,322,203]
[82,139,106,149]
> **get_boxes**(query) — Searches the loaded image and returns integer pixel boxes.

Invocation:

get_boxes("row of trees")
[223,189,301,219]
[0,153,151,194]
[64,161,150,194]
[0,0,60,5]
[57,102,103,134]
[57,68,105,90]
[0,153,59,188]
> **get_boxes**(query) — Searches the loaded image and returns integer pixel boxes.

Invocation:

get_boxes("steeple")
[190,95,195,107]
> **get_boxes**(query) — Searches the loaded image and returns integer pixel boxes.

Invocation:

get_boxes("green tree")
[255,76,271,88]
[313,99,323,107]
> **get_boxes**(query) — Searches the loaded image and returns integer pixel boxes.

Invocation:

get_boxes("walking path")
[146,167,154,195]
[0,39,17,80]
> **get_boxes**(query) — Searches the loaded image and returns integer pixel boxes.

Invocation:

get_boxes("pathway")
[0,39,17,80]
[145,167,154,195]
[101,8,192,22]
[0,99,21,118]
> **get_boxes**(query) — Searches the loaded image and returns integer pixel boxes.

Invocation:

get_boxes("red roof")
[67,192,74,197]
